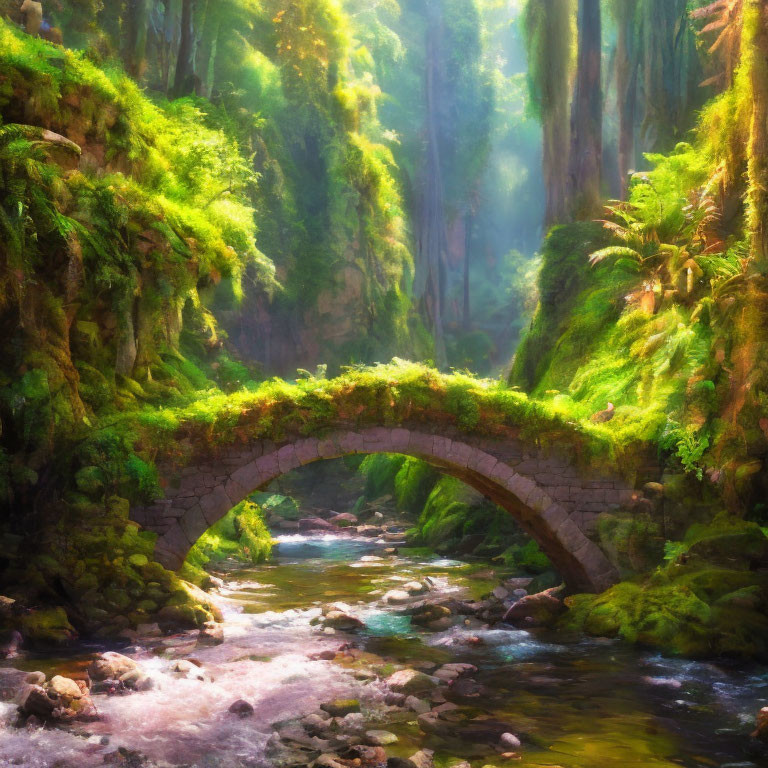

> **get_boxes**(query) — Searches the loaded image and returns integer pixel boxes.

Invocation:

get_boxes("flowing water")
[1,533,768,768]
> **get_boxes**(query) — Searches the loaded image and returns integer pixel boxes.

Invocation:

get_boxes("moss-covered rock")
[19,607,77,648]
[562,522,768,659]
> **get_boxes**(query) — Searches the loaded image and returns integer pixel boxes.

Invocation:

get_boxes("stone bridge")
[132,423,641,593]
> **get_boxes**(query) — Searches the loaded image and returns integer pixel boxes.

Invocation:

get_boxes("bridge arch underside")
[132,428,636,594]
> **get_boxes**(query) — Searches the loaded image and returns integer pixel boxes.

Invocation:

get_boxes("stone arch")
[132,427,636,593]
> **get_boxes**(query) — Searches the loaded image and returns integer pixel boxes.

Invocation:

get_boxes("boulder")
[503,586,566,627]
[48,675,82,707]
[408,603,452,626]
[323,610,365,631]
[384,590,413,605]
[88,652,139,682]
[386,669,438,695]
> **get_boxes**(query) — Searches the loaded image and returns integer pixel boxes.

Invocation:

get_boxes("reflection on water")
[1,533,768,767]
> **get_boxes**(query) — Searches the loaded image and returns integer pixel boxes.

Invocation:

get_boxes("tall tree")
[125,0,151,79]
[611,0,639,198]
[567,0,602,219]
[416,0,448,366]
[523,0,573,226]
[744,0,768,271]
[172,0,195,97]
[195,0,219,97]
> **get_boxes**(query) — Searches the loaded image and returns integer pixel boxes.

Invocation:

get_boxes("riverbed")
[1,533,767,767]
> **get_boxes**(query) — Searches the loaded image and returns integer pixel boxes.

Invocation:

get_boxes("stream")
[2,532,768,767]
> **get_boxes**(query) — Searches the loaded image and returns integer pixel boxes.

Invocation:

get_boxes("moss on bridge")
[129,360,633,473]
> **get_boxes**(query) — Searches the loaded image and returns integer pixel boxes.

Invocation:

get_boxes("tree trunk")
[173,0,196,98]
[746,0,768,271]
[567,0,603,219]
[414,0,447,367]
[126,0,151,80]
[195,0,219,97]
[160,0,181,93]
[615,0,639,199]
[462,211,471,332]
[525,0,573,227]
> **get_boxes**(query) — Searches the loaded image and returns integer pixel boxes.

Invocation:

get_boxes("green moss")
[19,607,77,648]
[181,501,273,586]
[563,522,768,659]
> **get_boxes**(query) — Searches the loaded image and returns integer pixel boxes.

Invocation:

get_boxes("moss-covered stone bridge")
[130,363,648,593]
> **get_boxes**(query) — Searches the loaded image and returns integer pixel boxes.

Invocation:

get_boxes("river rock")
[408,750,435,768]
[357,525,383,537]
[386,669,438,694]
[323,610,365,631]
[321,699,361,717]
[503,586,566,627]
[387,760,418,768]
[405,695,431,714]
[433,663,476,681]
[330,513,358,527]
[348,745,388,767]
[16,684,55,718]
[408,603,452,625]
[48,675,82,706]
[752,707,768,740]
[170,659,209,681]
[315,756,347,768]
[366,729,399,746]
[198,620,224,646]
[229,699,254,718]
[403,581,429,596]
[88,652,139,682]
[500,732,521,749]
[0,596,15,616]
[300,517,336,532]
[0,629,23,659]
[136,622,162,638]
[384,589,413,605]
[25,671,46,686]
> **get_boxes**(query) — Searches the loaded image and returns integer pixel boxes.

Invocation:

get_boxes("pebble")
[366,729,399,745]
[500,732,521,749]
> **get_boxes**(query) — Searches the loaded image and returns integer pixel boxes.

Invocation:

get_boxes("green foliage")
[564,519,768,659]
[182,500,273,585]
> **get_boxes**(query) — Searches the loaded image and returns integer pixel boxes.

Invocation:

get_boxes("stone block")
[555,517,589,553]
[179,504,208,547]
[295,437,321,464]
[338,432,364,454]
[199,486,233,528]
[540,503,568,531]
[445,440,473,468]
[408,431,434,457]
[277,444,300,474]
[468,451,498,476]
[432,435,453,459]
